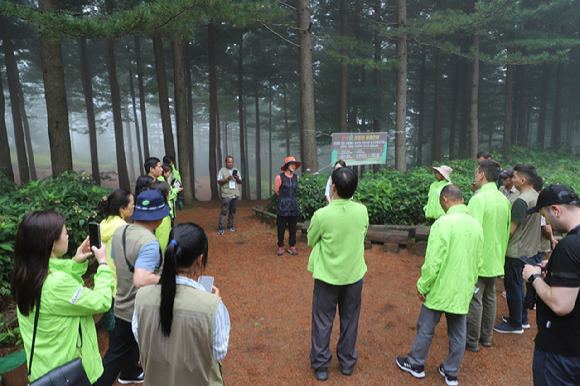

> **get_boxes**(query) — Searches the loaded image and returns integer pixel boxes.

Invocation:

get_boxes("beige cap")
[432,165,453,182]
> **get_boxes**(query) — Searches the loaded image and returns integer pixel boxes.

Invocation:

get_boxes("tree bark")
[517,64,528,145]
[135,36,150,161]
[106,39,131,191]
[185,45,197,200]
[0,72,14,181]
[2,16,30,183]
[254,78,262,199]
[172,34,193,206]
[268,80,273,196]
[79,38,101,185]
[129,65,143,175]
[208,23,219,200]
[153,34,176,159]
[297,0,318,173]
[17,81,36,180]
[283,82,290,156]
[469,34,480,159]
[551,61,563,147]
[373,0,382,172]
[432,46,443,163]
[417,46,426,166]
[238,33,250,199]
[125,117,135,182]
[503,63,514,151]
[338,0,348,133]
[395,0,407,172]
[449,55,459,159]
[217,105,222,174]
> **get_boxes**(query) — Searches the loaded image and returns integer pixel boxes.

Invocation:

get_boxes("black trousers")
[277,215,298,247]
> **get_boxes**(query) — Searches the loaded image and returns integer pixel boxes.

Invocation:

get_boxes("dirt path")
[101,201,534,385]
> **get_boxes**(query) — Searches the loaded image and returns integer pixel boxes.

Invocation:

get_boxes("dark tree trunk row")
[0,73,15,181]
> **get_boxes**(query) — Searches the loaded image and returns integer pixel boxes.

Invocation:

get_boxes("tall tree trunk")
[17,81,36,180]
[216,105,222,173]
[373,0,382,172]
[269,80,273,196]
[283,82,290,156]
[432,46,443,163]
[469,34,480,159]
[449,55,459,159]
[238,33,250,199]
[395,0,407,172]
[517,64,528,145]
[2,16,30,183]
[254,78,262,200]
[0,73,14,181]
[153,35,175,159]
[551,61,563,147]
[459,51,470,158]
[125,117,136,182]
[185,45,197,200]
[417,46,426,166]
[106,39,131,191]
[135,36,150,161]
[536,64,550,148]
[503,63,514,151]
[223,113,228,157]
[129,66,143,174]
[298,0,318,173]
[79,38,101,184]
[37,1,72,178]
[172,34,193,206]
[208,23,219,200]
[338,0,348,132]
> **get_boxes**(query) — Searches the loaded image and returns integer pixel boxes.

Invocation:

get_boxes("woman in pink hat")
[274,157,302,255]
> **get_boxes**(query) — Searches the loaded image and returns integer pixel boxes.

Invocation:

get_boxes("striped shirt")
[132,275,230,362]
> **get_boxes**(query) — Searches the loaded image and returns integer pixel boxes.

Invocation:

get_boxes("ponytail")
[159,241,177,337]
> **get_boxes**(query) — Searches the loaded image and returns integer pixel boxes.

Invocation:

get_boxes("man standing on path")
[499,168,520,205]
[307,167,368,381]
[94,190,168,386]
[465,160,511,352]
[494,164,541,334]
[217,156,242,235]
[397,185,483,386]
[424,165,452,221]
[523,184,580,385]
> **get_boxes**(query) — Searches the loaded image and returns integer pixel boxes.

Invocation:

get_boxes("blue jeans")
[533,346,580,385]
[504,257,528,327]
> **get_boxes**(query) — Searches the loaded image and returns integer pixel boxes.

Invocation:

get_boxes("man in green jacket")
[307,167,368,382]
[465,160,511,352]
[397,185,483,386]
[424,165,453,220]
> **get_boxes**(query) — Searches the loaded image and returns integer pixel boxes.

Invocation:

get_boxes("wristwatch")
[528,273,541,285]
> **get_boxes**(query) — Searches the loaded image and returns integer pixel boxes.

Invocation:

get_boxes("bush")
[0,172,111,296]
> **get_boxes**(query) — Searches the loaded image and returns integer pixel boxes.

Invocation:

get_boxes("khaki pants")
[466,276,497,347]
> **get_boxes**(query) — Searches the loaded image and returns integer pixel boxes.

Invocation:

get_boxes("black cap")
[500,168,514,178]
[527,184,580,214]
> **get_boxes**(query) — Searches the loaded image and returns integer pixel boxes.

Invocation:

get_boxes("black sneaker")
[218,229,225,235]
[118,372,144,384]
[502,315,530,329]
[439,364,458,386]
[227,227,237,232]
[493,321,524,334]
[396,356,425,378]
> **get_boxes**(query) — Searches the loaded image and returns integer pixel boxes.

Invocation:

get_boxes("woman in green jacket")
[12,210,113,383]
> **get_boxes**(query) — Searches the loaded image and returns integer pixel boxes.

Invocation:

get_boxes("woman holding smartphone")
[133,223,230,385]
[12,210,112,383]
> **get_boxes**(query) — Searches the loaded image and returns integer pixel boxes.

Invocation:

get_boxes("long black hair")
[159,223,208,337]
[135,175,153,198]
[12,211,65,316]
[97,189,132,218]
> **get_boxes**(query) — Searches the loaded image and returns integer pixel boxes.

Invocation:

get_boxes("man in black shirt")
[524,184,580,385]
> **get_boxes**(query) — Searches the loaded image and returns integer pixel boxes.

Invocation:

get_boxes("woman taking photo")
[12,210,112,383]
[133,223,230,385]
[275,156,301,256]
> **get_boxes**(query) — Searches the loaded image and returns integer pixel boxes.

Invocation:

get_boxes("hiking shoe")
[396,356,425,378]
[228,227,237,232]
[277,247,285,256]
[218,229,225,235]
[502,316,530,329]
[502,291,506,298]
[118,372,144,384]
[493,322,524,334]
[439,364,458,386]
[288,247,298,255]
[315,368,328,381]
[465,344,479,353]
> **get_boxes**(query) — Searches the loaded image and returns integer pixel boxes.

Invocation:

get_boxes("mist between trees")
[0,0,579,203]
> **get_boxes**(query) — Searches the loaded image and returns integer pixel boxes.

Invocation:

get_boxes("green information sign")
[331,132,388,166]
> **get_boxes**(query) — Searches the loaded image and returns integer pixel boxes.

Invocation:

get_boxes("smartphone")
[232,170,238,177]
[198,276,214,293]
[88,222,101,249]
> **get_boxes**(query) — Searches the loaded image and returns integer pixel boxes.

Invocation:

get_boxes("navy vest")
[277,173,299,217]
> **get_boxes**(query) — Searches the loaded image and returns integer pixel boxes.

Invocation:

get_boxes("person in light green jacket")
[307,167,368,381]
[397,185,483,386]
[423,165,453,220]
[13,210,113,384]
[465,160,511,352]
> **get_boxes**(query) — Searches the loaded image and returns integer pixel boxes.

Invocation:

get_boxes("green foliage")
[0,314,22,347]
[0,172,111,296]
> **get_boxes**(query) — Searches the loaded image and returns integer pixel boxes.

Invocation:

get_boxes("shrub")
[0,172,111,296]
